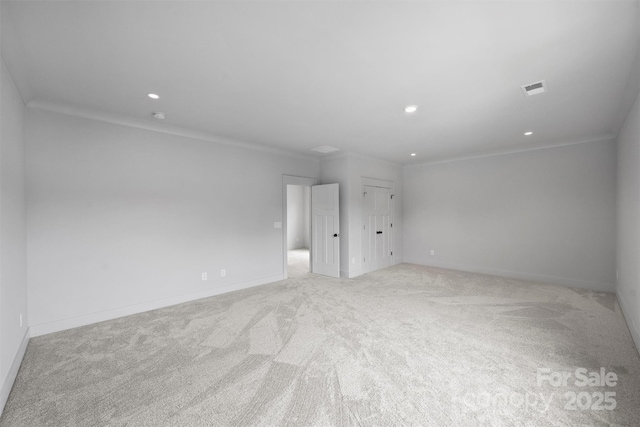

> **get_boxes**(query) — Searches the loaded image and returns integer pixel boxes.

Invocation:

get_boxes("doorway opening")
[286,184,311,278]
[282,175,339,279]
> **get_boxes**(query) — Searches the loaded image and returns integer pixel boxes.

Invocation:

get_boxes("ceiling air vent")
[311,146,340,154]
[521,80,547,97]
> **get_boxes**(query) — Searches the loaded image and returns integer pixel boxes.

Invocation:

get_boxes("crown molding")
[26,99,618,169]
[1,11,35,105]
[321,150,402,168]
[319,150,350,162]
[348,151,403,168]
[405,134,616,168]
[26,99,319,162]
[611,36,640,135]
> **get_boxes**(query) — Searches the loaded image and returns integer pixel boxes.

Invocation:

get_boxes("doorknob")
[334,233,339,237]
[376,231,383,234]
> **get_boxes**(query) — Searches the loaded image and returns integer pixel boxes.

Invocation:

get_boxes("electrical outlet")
[430,250,435,256]
[202,272,207,281]
[19,314,23,327]
[221,269,226,277]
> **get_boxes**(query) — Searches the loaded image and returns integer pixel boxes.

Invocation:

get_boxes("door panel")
[362,186,376,273]
[377,188,393,269]
[362,185,393,273]
[311,184,340,278]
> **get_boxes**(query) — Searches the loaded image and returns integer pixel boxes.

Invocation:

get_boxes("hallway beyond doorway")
[287,249,310,278]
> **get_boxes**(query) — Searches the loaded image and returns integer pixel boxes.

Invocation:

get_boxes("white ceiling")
[3,1,639,164]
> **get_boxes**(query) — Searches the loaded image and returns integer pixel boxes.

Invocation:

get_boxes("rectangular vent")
[521,80,547,96]
[311,146,340,154]
[525,82,543,91]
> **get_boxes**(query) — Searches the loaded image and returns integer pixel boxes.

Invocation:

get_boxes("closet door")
[362,185,393,274]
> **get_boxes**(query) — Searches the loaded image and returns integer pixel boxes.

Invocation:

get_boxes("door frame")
[282,175,318,279]
[361,177,394,274]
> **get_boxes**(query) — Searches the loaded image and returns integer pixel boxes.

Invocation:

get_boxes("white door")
[311,184,340,278]
[362,185,393,273]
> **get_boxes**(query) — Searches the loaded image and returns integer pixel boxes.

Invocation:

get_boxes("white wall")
[286,185,309,250]
[25,108,319,335]
[0,57,29,411]
[615,6,640,352]
[404,139,617,292]
[617,86,640,350]
[321,153,403,278]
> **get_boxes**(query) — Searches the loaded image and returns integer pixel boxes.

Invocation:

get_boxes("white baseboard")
[30,274,284,337]
[406,259,613,293]
[0,328,30,416]
[616,290,640,354]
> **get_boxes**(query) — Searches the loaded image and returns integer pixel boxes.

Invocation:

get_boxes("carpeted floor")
[2,262,639,426]
[287,249,310,279]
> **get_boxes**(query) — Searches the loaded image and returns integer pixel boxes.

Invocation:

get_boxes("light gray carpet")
[2,262,639,426]
[287,249,310,279]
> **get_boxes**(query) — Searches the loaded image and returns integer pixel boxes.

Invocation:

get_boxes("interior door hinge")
[391,194,394,199]
[391,223,393,227]
[363,191,367,197]
[391,251,393,256]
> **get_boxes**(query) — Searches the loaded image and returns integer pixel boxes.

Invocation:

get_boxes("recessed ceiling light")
[147,93,160,100]
[410,153,417,157]
[524,131,533,136]
[152,112,166,120]
[404,105,418,113]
